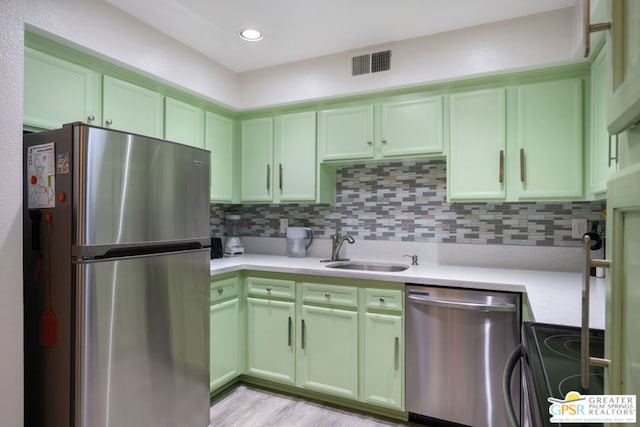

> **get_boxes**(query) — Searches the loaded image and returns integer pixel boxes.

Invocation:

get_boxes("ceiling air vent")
[352,54,371,76]
[371,50,391,73]
[351,50,391,76]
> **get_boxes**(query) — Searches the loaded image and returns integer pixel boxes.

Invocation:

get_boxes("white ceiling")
[104,0,577,73]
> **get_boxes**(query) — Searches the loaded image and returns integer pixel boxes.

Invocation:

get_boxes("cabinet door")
[205,112,235,202]
[102,75,163,138]
[24,48,101,130]
[362,313,403,410]
[590,44,616,197]
[165,97,204,148]
[380,97,444,157]
[514,78,583,200]
[448,89,506,200]
[275,112,316,202]
[298,305,358,400]
[246,298,295,384]
[240,117,273,202]
[318,105,374,161]
[210,298,240,391]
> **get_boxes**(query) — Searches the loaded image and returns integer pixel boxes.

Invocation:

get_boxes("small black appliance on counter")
[211,237,223,259]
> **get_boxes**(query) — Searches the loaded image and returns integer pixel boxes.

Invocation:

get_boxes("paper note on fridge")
[27,142,56,208]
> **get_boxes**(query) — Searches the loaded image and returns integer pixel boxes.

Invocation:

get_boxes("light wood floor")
[209,384,417,427]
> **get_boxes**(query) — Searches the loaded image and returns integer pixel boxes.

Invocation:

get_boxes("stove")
[522,322,604,427]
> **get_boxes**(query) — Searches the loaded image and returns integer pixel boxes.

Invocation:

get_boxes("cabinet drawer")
[301,283,358,309]
[247,277,296,300]
[210,277,239,303]
[364,288,403,312]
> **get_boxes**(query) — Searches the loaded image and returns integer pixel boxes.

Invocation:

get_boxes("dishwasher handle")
[407,292,517,312]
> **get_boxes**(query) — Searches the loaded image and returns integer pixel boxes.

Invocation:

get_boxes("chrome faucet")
[322,231,355,262]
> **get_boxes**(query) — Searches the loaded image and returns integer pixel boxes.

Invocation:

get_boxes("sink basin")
[325,261,409,272]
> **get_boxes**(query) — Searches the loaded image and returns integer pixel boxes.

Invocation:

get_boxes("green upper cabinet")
[240,112,331,204]
[164,97,204,148]
[447,75,585,202]
[319,97,445,162]
[318,105,374,161]
[240,117,274,202]
[590,42,617,198]
[24,47,101,130]
[274,112,317,202]
[513,77,583,200]
[448,88,506,201]
[380,97,444,157]
[205,111,235,202]
[102,75,164,138]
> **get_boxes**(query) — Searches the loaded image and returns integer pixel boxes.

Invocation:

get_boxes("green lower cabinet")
[210,275,242,393]
[362,313,403,410]
[246,297,296,384]
[298,305,359,400]
[210,298,241,391]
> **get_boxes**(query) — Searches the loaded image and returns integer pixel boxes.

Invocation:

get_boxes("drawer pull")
[266,286,272,293]
[325,292,330,299]
[394,337,399,370]
[217,288,224,295]
[499,149,504,184]
[379,297,385,304]
[519,148,525,183]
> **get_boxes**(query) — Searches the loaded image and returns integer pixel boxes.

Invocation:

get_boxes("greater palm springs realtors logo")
[548,391,636,423]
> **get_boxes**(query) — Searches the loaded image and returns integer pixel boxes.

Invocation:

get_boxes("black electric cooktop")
[522,322,605,427]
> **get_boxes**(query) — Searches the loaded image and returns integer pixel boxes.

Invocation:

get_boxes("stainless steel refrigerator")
[23,123,211,427]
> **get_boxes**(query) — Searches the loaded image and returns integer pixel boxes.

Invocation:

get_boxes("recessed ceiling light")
[239,29,263,42]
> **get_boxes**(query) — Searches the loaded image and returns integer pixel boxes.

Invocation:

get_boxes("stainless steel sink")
[325,261,409,272]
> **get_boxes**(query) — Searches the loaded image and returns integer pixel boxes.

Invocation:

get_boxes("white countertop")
[210,254,606,329]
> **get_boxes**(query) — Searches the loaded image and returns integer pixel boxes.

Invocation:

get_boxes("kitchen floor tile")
[209,384,417,427]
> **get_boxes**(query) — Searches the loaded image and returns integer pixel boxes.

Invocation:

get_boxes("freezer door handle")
[407,292,517,312]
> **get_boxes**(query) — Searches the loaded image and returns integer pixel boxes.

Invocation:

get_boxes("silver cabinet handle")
[581,235,611,388]
[86,114,95,123]
[301,319,306,349]
[608,134,619,167]
[279,163,283,191]
[266,286,272,293]
[288,316,292,347]
[217,288,223,295]
[105,119,113,126]
[499,150,504,184]
[519,148,525,183]
[394,337,399,370]
[266,164,271,191]
[379,297,385,303]
[325,292,330,299]
[367,140,373,146]
[381,138,388,144]
[407,293,517,312]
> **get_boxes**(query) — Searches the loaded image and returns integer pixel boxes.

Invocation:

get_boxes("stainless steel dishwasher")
[406,285,521,427]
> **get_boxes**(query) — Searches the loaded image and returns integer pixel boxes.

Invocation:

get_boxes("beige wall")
[0,0,25,426]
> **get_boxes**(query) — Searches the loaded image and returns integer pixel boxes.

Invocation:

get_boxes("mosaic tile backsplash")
[210,159,606,247]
